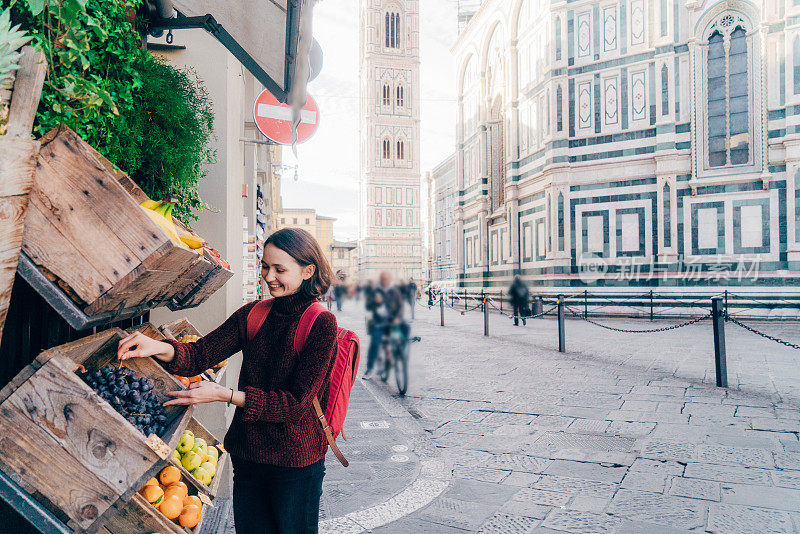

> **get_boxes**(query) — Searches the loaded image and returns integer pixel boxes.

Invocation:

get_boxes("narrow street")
[317,301,800,533]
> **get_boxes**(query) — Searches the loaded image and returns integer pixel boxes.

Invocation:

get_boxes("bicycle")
[377,324,420,396]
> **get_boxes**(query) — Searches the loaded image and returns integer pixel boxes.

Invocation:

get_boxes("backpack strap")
[246,299,274,343]
[294,302,327,352]
[313,397,349,467]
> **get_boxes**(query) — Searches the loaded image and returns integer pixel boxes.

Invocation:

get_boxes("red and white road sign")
[253,89,319,145]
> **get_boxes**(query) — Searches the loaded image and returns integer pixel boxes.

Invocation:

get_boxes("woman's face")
[261,244,315,297]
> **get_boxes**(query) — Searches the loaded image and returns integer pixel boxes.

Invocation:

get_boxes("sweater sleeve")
[161,302,256,377]
[242,311,337,423]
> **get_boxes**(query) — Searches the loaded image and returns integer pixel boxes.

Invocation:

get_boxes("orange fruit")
[184,495,202,508]
[178,503,202,528]
[141,485,164,506]
[159,494,182,520]
[164,481,188,501]
[159,465,181,486]
[144,477,159,487]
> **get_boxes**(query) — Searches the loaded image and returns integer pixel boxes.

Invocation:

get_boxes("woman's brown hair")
[264,228,333,300]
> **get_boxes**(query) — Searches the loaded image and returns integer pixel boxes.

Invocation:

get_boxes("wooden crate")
[21,127,204,319]
[0,330,194,533]
[167,417,228,498]
[105,465,210,534]
[127,322,167,341]
[169,247,233,309]
[159,319,228,383]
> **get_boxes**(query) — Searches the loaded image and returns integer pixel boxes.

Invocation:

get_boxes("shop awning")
[148,0,314,103]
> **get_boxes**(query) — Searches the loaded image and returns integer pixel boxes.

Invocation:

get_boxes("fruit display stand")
[159,318,228,384]
[18,127,232,330]
[168,417,228,498]
[0,329,194,533]
[127,322,168,341]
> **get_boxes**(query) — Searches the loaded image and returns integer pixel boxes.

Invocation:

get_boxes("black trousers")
[232,455,325,534]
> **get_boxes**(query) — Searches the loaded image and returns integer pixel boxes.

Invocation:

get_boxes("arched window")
[386,12,400,48]
[382,138,391,160]
[794,37,800,95]
[663,182,671,247]
[555,16,562,61]
[387,210,393,226]
[382,83,391,106]
[557,192,565,251]
[397,140,405,160]
[706,19,750,167]
[375,209,382,226]
[396,85,404,107]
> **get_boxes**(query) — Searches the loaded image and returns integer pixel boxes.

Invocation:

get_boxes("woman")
[118,228,337,534]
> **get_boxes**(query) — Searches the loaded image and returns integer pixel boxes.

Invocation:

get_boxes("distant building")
[276,208,336,266]
[331,240,359,283]
[357,0,424,282]
[426,154,458,282]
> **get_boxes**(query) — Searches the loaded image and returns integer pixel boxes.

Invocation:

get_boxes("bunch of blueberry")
[83,365,169,436]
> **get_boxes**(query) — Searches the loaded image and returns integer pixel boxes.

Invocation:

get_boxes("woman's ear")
[302,264,316,281]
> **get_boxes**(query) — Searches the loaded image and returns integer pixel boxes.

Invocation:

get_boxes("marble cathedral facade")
[449,0,800,291]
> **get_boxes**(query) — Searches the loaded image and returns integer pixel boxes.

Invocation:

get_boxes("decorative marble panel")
[582,211,610,257]
[616,208,646,257]
[691,203,725,255]
[522,221,533,262]
[630,70,647,121]
[603,6,617,52]
[603,76,619,125]
[577,81,593,129]
[577,11,592,58]
[733,199,770,254]
[629,0,645,46]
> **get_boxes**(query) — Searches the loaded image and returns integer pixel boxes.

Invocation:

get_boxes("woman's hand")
[117,332,175,363]
[164,380,231,406]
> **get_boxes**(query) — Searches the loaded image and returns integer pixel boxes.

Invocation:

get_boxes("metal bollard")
[483,295,489,336]
[649,290,654,321]
[440,294,445,327]
[557,295,565,352]
[464,288,467,311]
[534,296,543,316]
[711,297,728,387]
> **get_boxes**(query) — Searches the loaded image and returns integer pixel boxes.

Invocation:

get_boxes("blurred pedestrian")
[363,272,404,379]
[507,275,530,326]
[405,278,418,319]
[333,283,347,312]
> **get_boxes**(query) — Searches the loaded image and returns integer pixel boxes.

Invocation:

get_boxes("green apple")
[206,446,219,462]
[191,466,212,485]
[200,461,216,478]
[181,450,202,472]
[176,432,194,454]
[171,449,181,462]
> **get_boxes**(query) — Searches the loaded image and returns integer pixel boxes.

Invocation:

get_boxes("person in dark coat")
[333,283,347,311]
[363,272,405,379]
[507,275,530,326]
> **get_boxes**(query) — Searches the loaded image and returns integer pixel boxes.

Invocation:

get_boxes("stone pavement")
[202,300,800,532]
[333,301,800,533]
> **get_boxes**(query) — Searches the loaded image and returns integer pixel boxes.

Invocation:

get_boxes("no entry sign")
[253,89,319,145]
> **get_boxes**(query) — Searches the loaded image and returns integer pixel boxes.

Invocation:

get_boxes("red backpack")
[246,299,360,467]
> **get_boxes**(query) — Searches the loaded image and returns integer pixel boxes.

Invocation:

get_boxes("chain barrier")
[486,299,559,321]
[724,314,800,350]
[565,306,711,333]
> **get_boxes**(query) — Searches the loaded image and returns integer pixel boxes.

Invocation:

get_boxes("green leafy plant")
[105,57,215,223]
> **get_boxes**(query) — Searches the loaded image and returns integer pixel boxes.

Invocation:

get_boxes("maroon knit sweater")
[162,292,337,467]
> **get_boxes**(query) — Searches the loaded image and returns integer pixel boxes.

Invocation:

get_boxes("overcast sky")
[279,0,458,241]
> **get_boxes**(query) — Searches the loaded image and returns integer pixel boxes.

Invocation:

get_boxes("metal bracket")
[148,13,287,102]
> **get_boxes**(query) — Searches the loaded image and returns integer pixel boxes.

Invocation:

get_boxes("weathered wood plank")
[0,137,38,197]
[23,192,113,304]
[0,194,29,253]
[5,47,47,139]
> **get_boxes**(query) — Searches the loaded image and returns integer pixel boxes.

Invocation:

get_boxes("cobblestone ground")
[202,301,800,533]
[341,301,800,533]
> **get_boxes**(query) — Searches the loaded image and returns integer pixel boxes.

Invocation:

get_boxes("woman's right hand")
[117,332,175,362]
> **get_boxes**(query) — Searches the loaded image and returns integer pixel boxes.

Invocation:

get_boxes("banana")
[179,234,205,249]
[140,199,162,210]
[140,206,187,248]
